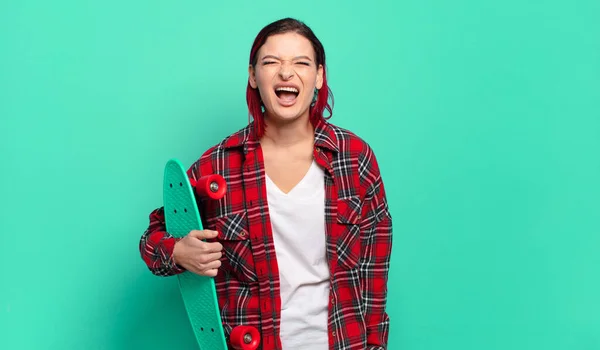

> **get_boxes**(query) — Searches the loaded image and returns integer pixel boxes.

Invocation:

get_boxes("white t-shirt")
[265,160,330,349]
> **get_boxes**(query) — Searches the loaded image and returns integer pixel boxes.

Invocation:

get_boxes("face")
[249,32,324,124]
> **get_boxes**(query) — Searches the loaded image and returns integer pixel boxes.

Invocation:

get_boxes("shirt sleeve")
[139,206,186,276]
[359,145,393,348]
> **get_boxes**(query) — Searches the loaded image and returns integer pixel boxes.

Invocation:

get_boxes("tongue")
[279,91,297,102]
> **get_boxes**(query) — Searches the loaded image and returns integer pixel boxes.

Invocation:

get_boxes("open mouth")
[275,86,299,105]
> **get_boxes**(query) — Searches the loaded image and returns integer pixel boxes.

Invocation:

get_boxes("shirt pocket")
[213,212,257,283]
[336,196,362,270]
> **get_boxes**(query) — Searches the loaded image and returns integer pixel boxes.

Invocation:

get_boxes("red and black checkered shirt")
[139,119,393,349]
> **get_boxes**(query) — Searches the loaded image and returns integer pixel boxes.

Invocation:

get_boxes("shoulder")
[188,124,251,178]
[317,121,385,202]
[326,122,381,179]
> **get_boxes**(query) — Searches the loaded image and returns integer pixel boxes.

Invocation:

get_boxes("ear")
[248,64,258,89]
[315,64,324,90]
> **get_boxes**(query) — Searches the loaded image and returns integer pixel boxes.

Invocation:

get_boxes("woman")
[139,17,393,350]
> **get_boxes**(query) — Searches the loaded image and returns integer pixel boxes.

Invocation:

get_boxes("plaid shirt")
[139,119,393,349]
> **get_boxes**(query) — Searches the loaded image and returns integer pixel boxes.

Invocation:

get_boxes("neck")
[261,113,314,147]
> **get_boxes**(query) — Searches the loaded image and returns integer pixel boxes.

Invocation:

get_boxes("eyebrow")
[261,55,313,61]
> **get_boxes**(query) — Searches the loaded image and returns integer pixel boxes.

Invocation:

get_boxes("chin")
[268,104,310,123]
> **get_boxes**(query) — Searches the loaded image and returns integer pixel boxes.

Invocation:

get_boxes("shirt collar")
[313,119,339,153]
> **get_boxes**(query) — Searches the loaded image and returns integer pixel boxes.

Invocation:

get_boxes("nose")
[278,61,294,80]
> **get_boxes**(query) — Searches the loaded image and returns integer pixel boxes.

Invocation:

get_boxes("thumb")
[189,229,218,240]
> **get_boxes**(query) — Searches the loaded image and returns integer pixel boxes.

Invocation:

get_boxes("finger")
[199,259,222,271]
[201,241,223,253]
[202,269,218,277]
[198,251,223,264]
[185,259,218,276]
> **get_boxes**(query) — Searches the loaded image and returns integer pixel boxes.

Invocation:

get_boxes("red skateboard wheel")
[230,325,260,350]
[193,174,226,200]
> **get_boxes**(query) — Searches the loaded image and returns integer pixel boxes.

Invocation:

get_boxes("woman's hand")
[173,230,223,277]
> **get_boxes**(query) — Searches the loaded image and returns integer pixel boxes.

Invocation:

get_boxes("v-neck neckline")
[265,160,316,197]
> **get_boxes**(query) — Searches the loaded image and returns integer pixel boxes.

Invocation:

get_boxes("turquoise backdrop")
[1,1,599,349]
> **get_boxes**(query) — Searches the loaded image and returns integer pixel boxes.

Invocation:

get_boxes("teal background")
[1,0,599,349]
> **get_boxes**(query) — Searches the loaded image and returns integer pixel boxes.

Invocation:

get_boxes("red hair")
[246,18,334,138]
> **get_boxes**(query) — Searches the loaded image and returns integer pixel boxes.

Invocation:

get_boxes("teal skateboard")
[163,159,260,350]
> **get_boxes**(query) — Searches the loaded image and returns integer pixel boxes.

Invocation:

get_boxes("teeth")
[276,87,298,93]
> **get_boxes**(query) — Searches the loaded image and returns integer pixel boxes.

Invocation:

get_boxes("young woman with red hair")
[140,17,393,349]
